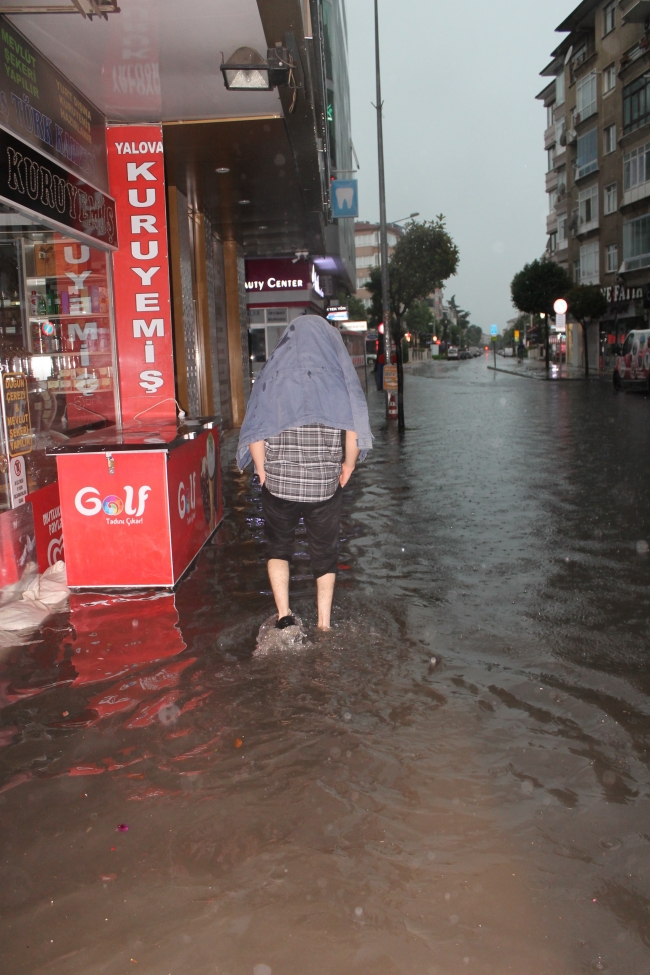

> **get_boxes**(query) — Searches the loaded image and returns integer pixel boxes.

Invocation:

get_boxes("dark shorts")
[261,484,343,579]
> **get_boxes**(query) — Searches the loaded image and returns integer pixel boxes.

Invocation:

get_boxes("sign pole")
[374,0,393,417]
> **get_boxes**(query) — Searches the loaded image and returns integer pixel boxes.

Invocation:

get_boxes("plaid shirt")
[264,424,343,502]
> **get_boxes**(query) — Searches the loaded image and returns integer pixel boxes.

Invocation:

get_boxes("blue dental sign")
[490,324,498,337]
[331,179,358,218]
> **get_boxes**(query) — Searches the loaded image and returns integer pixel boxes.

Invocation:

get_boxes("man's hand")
[339,462,355,488]
[249,440,266,486]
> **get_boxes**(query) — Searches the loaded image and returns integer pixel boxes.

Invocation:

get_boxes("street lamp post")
[374,0,392,414]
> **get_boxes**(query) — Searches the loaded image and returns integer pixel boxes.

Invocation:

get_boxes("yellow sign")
[383,364,398,391]
[514,330,520,340]
[2,373,32,456]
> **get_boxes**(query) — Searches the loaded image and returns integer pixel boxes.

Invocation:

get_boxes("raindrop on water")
[158,704,180,726]
[342,710,352,721]
[636,540,649,555]
[254,966,272,975]
[354,906,363,916]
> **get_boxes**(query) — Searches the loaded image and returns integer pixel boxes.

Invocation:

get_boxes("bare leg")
[267,559,290,619]
[316,572,336,629]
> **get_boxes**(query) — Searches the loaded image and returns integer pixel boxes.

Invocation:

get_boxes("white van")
[613,329,650,390]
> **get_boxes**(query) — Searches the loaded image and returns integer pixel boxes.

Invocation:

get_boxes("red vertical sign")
[106,124,175,424]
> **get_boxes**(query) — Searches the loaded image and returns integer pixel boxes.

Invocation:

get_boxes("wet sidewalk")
[486,356,602,381]
[1,359,650,975]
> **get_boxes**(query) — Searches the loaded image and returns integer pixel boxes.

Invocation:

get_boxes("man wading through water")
[237,315,372,630]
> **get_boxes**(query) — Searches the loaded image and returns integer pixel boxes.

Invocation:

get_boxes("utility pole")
[374,0,396,422]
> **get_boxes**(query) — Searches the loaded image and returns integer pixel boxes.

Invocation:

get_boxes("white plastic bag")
[23,561,69,608]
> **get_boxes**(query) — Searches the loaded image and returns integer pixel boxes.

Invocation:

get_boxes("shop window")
[249,328,266,363]
[0,206,116,513]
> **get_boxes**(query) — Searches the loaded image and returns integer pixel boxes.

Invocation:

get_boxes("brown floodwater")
[1,357,650,975]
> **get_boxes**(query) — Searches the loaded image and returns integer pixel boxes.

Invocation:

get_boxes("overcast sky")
[345,0,572,330]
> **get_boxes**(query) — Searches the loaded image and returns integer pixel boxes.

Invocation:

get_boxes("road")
[1,356,650,974]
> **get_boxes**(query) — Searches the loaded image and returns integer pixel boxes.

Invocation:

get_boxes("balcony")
[546,169,559,191]
[622,180,650,207]
[623,1,650,24]
[544,124,555,148]
[619,35,650,74]
[547,213,558,234]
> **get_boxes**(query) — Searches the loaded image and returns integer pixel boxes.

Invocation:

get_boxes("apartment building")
[538,0,650,371]
[354,222,403,303]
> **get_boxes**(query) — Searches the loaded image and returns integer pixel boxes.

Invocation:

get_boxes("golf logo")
[102,495,123,515]
[75,485,151,524]
[178,472,196,521]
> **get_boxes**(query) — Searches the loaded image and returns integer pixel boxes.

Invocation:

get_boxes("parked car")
[447,346,459,360]
[613,329,650,390]
[459,349,471,360]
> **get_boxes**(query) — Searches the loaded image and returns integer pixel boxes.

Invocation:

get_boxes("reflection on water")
[1,360,650,974]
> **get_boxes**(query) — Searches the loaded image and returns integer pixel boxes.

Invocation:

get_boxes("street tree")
[567,284,608,377]
[465,324,483,347]
[405,299,434,346]
[346,292,368,323]
[510,257,571,372]
[366,217,459,429]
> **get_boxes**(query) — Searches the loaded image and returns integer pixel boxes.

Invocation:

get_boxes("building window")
[623,213,650,269]
[558,214,568,243]
[576,72,597,122]
[549,189,557,212]
[556,72,565,106]
[547,102,554,128]
[579,240,600,284]
[549,232,557,254]
[573,258,581,283]
[604,123,616,154]
[606,243,619,273]
[576,128,598,178]
[547,146,555,172]
[355,233,378,247]
[555,116,566,146]
[603,63,616,94]
[604,182,617,214]
[579,184,598,230]
[623,75,650,135]
[603,1,615,35]
[623,142,650,191]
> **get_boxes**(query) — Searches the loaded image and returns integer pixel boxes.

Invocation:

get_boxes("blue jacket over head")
[237,314,373,470]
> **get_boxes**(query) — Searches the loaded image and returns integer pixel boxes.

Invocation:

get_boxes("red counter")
[49,419,221,589]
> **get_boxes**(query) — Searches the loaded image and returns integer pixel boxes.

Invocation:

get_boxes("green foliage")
[510,257,571,316]
[405,299,434,335]
[465,324,484,347]
[567,284,608,377]
[566,285,608,324]
[365,216,459,337]
[346,292,368,323]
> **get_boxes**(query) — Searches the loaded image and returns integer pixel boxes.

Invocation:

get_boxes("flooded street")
[3,359,650,975]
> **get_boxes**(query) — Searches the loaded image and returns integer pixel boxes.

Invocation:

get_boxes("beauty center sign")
[106,124,175,423]
[245,257,323,298]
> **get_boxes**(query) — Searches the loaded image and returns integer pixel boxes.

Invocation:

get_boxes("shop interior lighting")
[238,199,250,205]
[221,45,294,92]
[215,167,230,174]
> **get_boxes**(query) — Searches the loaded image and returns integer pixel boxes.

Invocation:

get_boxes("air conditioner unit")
[566,128,578,144]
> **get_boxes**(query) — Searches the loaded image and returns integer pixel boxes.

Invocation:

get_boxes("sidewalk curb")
[487,364,602,382]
